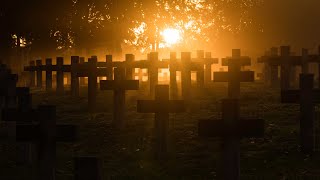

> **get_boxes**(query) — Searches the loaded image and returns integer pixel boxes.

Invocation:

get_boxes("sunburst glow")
[161,28,181,45]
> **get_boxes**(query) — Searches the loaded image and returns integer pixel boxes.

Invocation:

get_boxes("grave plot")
[4,48,320,179]
[20,78,320,179]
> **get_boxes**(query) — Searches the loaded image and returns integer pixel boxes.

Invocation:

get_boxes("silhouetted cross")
[100,67,139,128]
[198,99,264,180]
[137,85,185,158]
[281,74,320,154]
[214,49,254,98]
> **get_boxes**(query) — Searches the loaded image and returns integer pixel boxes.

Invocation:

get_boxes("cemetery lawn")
[1,82,320,179]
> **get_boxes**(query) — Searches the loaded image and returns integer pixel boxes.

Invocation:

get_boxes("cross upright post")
[181,52,192,101]
[88,56,98,114]
[280,46,292,90]
[106,55,113,80]
[79,57,86,86]
[125,54,135,80]
[45,58,53,91]
[71,56,80,97]
[196,50,205,87]
[36,60,43,88]
[204,52,216,85]
[56,57,64,95]
[169,52,178,98]
[269,47,279,87]
[149,52,159,95]
[137,85,185,158]
[29,60,36,87]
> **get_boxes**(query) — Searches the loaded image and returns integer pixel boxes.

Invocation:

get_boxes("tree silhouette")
[0,0,263,61]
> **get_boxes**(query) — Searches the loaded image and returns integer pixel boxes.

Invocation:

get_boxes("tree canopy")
[0,0,263,59]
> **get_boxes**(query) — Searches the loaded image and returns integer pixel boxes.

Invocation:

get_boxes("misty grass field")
[1,82,320,179]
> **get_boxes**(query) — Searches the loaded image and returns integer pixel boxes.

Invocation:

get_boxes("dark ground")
[1,81,320,180]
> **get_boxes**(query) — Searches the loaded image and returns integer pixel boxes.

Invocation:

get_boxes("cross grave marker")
[281,74,320,154]
[198,99,264,180]
[13,105,76,180]
[100,67,139,128]
[214,49,254,98]
[137,85,185,157]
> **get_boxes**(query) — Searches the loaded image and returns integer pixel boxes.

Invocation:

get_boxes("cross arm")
[191,58,219,64]
[24,66,37,71]
[267,56,302,66]
[137,100,185,113]
[257,56,268,63]
[213,71,254,82]
[1,108,37,123]
[100,80,139,90]
[134,61,169,69]
[190,62,204,71]
[198,119,264,138]
[281,90,300,103]
[281,89,320,103]
[61,65,71,72]
[222,57,251,66]
[306,55,320,63]
[16,124,77,142]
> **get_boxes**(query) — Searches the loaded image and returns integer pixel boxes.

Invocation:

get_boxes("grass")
[1,82,320,179]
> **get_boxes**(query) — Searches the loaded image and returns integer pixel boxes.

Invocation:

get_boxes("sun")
[161,28,181,45]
